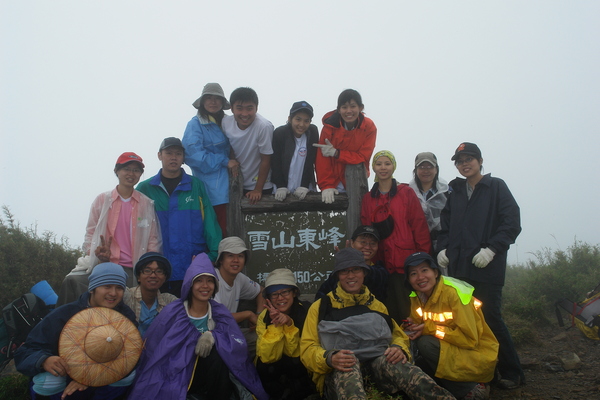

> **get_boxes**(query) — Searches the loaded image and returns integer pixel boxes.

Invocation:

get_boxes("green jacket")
[137,169,221,280]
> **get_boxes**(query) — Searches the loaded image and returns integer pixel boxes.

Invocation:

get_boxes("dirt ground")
[489,323,600,400]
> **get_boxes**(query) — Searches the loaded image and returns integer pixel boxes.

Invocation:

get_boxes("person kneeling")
[404,252,498,400]
[300,248,454,400]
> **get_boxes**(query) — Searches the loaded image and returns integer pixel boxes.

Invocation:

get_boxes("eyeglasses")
[355,240,377,248]
[338,267,364,276]
[122,167,143,174]
[268,289,293,300]
[454,156,475,166]
[417,164,435,170]
[141,268,165,276]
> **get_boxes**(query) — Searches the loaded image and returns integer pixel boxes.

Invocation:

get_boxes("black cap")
[451,142,481,161]
[404,252,438,270]
[134,252,172,280]
[351,225,380,241]
[159,137,184,152]
[289,101,314,118]
[333,248,371,275]
[404,252,439,291]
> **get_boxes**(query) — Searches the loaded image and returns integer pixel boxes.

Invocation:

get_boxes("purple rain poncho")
[128,253,268,400]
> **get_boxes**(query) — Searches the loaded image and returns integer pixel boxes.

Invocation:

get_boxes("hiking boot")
[461,383,489,400]
[496,377,522,390]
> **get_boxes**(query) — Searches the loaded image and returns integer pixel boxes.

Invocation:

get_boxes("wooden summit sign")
[227,164,368,294]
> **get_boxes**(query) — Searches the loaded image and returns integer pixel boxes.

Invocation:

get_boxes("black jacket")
[271,123,319,189]
[437,174,521,285]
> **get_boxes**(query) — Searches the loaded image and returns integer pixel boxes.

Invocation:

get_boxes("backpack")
[555,289,600,340]
[0,293,49,372]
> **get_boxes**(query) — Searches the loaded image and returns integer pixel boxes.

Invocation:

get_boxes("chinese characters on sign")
[247,227,345,251]
[244,211,347,292]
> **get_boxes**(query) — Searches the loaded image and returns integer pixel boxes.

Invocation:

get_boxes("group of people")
[14,83,524,400]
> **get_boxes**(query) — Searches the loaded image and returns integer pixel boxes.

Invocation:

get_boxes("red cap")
[115,152,145,168]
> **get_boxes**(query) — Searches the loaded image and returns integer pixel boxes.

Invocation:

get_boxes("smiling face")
[137,261,167,292]
[232,101,258,130]
[89,284,124,308]
[416,162,437,186]
[407,262,439,297]
[267,288,295,314]
[373,156,394,182]
[455,155,483,180]
[203,95,224,115]
[351,234,379,262]
[338,100,364,127]
[115,162,143,189]
[289,111,312,137]
[191,275,216,304]
[219,252,246,279]
[338,267,366,294]
[158,147,184,176]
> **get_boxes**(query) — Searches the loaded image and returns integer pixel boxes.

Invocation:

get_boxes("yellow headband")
[372,150,397,181]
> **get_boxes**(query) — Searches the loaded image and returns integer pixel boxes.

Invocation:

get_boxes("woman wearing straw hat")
[129,253,268,400]
[255,268,316,399]
[15,263,139,400]
[360,150,431,324]
[183,83,238,235]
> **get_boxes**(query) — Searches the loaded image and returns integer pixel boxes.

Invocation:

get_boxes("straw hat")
[59,307,142,387]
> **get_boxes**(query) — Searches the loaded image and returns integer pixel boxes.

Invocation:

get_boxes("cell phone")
[401,319,413,329]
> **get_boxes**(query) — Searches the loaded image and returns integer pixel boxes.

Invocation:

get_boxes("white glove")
[313,139,337,158]
[293,186,309,200]
[472,247,495,268]
[437,249,449,268]
[274,187,289,201]
[321,188,339,204]
[195,331,214,357]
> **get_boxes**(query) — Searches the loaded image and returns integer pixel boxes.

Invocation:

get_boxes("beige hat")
[415,152,438,167]
[265,268,297,288]
[264,268,298,297]
[192,82,230,110]
[217,236,249,264]
[59,307,142,387]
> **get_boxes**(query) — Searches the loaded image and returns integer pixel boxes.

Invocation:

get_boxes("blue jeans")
[467,280,525,383]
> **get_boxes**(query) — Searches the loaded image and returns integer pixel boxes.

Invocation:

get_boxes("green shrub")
[0,206,82,307]
[0,373,29,400]
[504,313,542,347]
[503,240,600,345]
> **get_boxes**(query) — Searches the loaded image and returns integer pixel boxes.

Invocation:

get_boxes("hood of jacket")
[180,253,218,301]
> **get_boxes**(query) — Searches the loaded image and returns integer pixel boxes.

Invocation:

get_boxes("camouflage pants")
[324,355,455,400]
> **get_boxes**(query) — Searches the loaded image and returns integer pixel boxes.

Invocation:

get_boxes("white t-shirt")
[287,134,307,192]
[222,113,274,191]
[213,269,261,313]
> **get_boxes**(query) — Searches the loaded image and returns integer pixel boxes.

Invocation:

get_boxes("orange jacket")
[315,110,377,190]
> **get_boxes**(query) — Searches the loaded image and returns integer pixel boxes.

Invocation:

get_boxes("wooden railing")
[226,163,369,240]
